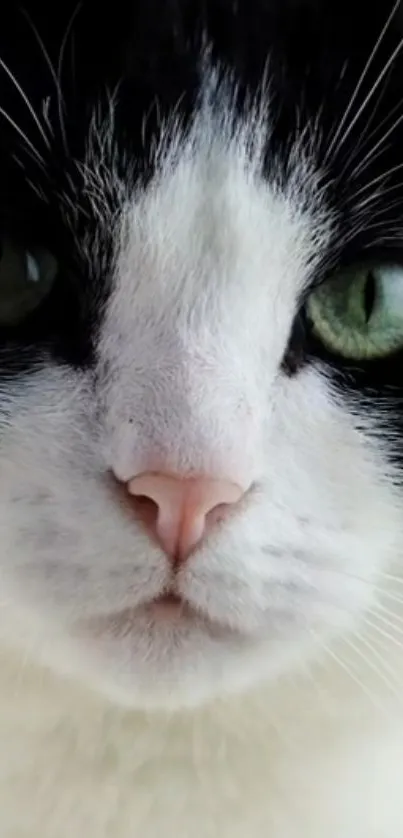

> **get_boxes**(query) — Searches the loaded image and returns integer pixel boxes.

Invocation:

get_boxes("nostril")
[129,494,160,540]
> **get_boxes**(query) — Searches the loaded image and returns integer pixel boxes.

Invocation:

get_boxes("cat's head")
[0,0,402,709]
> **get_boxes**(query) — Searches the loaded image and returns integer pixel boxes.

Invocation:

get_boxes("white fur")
[0,87,403,834]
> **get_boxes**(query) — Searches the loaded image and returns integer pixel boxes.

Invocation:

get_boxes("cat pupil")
[363,270,376,324]
[25,252,40,283]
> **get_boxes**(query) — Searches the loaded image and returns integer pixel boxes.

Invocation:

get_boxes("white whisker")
[370,603,403,630]
[348,188,384,214]
[316,635,385,709]
[375,589,403,608]
[25,178,48,203]
[325,0,402,162]
[11,153,26,171]
[347,161,403,203]
[349,108,403,181]
[0,57,50,149]
[57,1,82,155]
[343,632,401,698]
[0,105,45,166]
[21,7,62,103]
[347,141,395,185]
[369,609,403,636]
[337,72,392,179]
[41,96,53,135]
[361,613,403,647]
[345,88,403,178]
[353,627,401,677]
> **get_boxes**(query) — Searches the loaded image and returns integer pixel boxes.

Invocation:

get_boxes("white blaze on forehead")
[96,79,332,480]
[102,101,330,350]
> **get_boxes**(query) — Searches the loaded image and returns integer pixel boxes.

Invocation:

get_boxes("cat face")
[0,0,402,709]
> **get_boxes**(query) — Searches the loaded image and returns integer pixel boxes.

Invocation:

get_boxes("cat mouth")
[80,592,236,640]
[144,592,190,618]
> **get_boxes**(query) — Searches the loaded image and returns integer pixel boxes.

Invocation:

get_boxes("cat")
[0,0,403,834]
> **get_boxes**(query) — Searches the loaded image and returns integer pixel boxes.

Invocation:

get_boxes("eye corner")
[282,312,308,376]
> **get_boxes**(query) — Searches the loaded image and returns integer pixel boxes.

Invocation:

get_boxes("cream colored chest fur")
[0,648,402,838]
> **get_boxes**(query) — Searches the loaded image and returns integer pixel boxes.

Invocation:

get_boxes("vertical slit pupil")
[364,270,376,323]
[26,252,40,283]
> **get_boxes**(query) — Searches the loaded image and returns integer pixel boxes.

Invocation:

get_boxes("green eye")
[307,264,403,360]
[0,235,58,327]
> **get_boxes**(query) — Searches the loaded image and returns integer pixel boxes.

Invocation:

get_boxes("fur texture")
[0,0,403,834]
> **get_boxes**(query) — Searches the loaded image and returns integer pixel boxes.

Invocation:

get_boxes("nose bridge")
[141,350,253,472]
[160,352,228,433]
[104,326,261,488]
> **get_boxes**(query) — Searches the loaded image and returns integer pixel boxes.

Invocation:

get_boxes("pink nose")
[127,472,244,562]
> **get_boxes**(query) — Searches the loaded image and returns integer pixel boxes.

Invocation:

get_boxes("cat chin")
[5,599,349,712]
[57,636,299,712]
[0,544,387,712]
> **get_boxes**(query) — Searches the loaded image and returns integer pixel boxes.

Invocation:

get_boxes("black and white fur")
[1,0,403,834]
